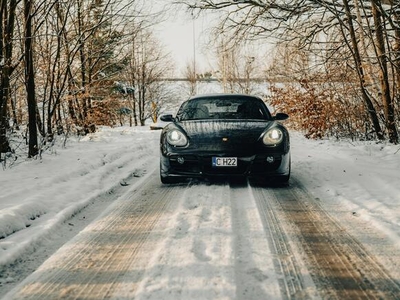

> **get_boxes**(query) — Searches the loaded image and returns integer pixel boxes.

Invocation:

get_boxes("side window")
[176,102,191,120]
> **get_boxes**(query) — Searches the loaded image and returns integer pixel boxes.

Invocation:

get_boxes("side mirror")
[160,114,174,122]
[274,113,289,121]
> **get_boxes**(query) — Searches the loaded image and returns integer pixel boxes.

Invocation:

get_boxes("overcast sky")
[151,1,274,78]
[153,2,217,75]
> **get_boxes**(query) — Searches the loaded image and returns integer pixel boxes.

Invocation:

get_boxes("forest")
[0,0,174,161]
[1,0,400,163]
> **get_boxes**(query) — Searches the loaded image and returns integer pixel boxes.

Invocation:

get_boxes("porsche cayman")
[159,94,290,184]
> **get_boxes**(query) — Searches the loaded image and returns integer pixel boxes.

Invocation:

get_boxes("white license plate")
[212,157,237,167]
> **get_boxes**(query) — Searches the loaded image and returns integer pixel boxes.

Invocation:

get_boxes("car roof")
[188,93,262,101]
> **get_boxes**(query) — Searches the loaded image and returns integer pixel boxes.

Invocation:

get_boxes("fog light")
[177,156,185,164]
[266,156,274,163]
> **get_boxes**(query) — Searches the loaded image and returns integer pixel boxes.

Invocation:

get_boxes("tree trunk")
[0,73,10,153]
[138,85,145,126]
[0,0,17,154]
[25,0,38,157]
[342,0,385,140]
[77,0,88,120]
[391,1,400,124]
[131,93,138,126]
[371,1,398,144]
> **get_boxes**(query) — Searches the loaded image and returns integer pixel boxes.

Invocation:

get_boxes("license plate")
[212,157,237,167]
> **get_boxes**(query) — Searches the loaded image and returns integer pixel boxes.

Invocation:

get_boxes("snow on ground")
[0,126,400,298]
[292,132,400,249]
[0,126,160,268]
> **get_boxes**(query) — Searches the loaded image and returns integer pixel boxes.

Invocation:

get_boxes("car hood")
[175,120,275,153]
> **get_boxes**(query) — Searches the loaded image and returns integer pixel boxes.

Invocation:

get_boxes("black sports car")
[159,94,290,184]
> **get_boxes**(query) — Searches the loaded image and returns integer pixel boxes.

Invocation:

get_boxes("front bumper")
[160,151,290,179]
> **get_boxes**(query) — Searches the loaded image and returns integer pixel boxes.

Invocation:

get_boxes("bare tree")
[0,0,19,157]
[370,0,398,143]
[268,40,375,140]
[123,27,172,126]
[339,0,384,140]
[0,0,174,160]
[180,0,399,143]
[24,0,38,157]
[183,59,197,96]
[214,38,259,94]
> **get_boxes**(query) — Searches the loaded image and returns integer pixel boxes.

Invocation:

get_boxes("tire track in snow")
[253,178,400,299]
[5,173,179,300]
[250,183,314,299]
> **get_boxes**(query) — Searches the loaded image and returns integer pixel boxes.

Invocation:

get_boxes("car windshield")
[176,97,272,121]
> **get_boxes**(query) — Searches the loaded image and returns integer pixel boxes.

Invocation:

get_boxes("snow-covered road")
[1,127,400,299]
[4,173,400,299]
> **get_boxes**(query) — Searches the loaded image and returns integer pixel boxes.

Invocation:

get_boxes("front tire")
[272,174,290,185]
[160,173,179,184]
[273,154,291,185]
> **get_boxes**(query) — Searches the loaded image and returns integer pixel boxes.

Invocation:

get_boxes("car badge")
[222,137,229,142]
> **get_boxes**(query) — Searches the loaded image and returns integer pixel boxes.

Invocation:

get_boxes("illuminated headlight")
[166,130,188,146]
[262,128,283,146]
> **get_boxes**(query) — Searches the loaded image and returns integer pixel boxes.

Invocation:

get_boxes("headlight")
[166,130,188,146]
[262,128,283,145]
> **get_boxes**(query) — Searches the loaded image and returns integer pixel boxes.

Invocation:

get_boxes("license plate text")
[212,157,238,167]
